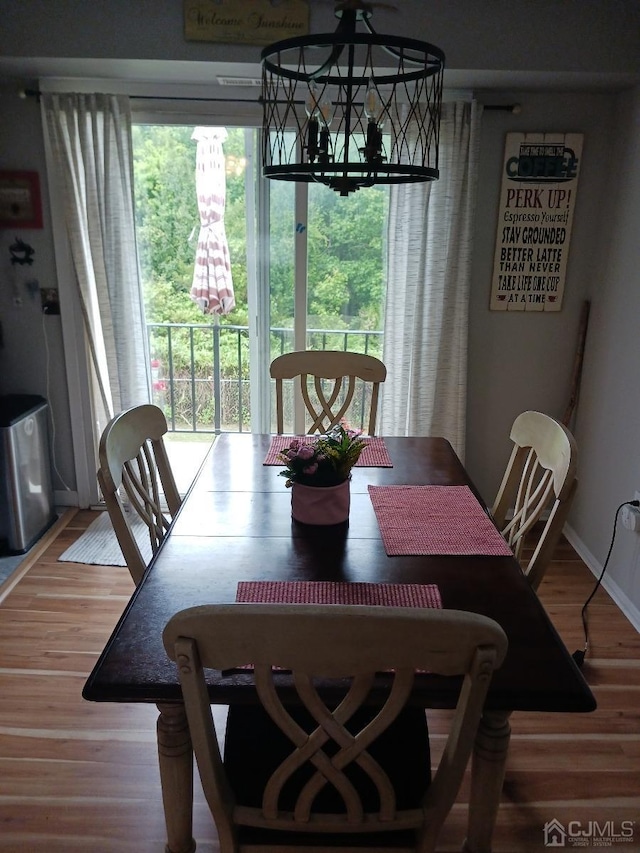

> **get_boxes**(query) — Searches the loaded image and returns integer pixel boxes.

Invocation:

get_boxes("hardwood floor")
[0,510,638,852]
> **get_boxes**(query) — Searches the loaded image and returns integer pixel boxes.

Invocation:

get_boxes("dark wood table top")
[83,434,596,715]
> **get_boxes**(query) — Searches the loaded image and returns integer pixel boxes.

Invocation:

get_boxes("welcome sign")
[490,132,583,312]
[184,0,309,46]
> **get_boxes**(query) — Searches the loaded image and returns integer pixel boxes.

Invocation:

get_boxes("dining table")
[83,433,596,853]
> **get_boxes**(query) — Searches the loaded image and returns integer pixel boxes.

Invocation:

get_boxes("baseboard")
[0,508,78,604]
[563,523,640,633]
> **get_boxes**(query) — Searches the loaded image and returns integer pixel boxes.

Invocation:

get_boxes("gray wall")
[467,86,640,627]
[1,0,638,80]
[568,87,640,619]
[467,91,615,501]
[0,93,75,494]
[1,0,640,623]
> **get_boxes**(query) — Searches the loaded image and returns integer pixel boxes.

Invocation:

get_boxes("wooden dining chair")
[163,603,507,853]
[491,410,578,591]
[270,350,387,435]
[97,404,181,585]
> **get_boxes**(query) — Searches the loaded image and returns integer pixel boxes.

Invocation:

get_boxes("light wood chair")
[270,350,387,435]
[163,603,507,853]
[491,410,578,591]
[97,404,181,585]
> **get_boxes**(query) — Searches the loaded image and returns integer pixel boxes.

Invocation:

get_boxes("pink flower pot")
[291,479,350,525]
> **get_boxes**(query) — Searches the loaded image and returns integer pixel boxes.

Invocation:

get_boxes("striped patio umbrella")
[190,127,235,315]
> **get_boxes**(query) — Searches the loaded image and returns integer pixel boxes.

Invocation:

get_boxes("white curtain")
[380,100,482,458]
[42,93,149,445]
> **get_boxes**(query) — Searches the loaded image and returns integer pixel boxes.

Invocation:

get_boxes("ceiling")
[0,55,638,99]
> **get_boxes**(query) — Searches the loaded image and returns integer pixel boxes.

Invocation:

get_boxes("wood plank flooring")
[0,510,638,852]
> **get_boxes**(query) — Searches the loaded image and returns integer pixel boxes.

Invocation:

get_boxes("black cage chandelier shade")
[260,3,445,196]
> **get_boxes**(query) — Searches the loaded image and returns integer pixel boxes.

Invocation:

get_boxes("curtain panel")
[42,93,149,446]
[380,101,482,459]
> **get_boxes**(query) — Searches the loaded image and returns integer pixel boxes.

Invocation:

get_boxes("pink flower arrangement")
[278,424,366,488]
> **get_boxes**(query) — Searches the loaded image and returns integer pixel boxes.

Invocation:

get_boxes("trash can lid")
[0,394,47,427]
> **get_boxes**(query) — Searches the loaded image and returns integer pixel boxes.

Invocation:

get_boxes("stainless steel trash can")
[0,395,56,554]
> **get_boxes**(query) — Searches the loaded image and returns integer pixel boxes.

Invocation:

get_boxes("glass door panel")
[133,124,252,433]
[304,182,388,431]
[133,122,387,437]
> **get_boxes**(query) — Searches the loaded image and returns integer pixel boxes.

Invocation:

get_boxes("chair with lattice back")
[97,404,181,585]
[270,350,387,435]
[163,603,507,853]
[491,410,578,591]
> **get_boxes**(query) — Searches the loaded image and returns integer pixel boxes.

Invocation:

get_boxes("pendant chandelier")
[260,1,445,196]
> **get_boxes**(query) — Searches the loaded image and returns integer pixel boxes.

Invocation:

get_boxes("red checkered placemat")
[368,485,514,557]
[225,581,441,675]
[263,434,392,467]
[236,580,441,608]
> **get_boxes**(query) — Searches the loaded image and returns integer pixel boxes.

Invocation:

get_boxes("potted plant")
[278,424,367,525]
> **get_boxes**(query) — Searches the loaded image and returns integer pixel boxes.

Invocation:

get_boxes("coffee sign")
[490,132,583,312]
[184,0,309,46]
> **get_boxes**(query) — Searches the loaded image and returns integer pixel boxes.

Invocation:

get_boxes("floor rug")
[0,510,77,604]
[58,512,152,567]
[0,552,27,586]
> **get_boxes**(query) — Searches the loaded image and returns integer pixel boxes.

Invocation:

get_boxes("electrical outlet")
[41,288,60,315]
[622,496,640,532]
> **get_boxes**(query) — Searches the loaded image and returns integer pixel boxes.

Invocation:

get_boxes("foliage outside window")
[132,125,387,432]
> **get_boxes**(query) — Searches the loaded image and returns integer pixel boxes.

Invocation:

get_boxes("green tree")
[133,124,386,425]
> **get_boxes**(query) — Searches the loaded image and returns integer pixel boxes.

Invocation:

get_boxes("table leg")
[463,710,512,853]
[156,702,196,853]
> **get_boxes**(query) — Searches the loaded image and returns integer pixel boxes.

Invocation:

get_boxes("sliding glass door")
[132,122,388,435]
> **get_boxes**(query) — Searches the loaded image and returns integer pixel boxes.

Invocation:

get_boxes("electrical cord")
[42,310,73,492]
[572,499,640,668]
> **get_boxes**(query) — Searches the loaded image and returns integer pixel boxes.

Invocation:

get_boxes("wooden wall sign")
[0,171,43,229]
[489,132,583,312]
[184,0,309,46]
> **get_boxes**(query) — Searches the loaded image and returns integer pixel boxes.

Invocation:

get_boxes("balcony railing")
[147,323,383,434]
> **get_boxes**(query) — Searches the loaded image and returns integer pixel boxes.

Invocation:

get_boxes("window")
[132,123,388,434]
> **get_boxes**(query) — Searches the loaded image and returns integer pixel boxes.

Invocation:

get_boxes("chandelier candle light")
[278,424,367,525]
[260,0,445,196]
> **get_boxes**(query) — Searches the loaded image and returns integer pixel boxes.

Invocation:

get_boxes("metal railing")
[147,323,383,434]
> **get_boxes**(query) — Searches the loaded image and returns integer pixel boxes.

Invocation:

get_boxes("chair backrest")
[163,603,507,853]
[97,404,181,585]
[270,350,387,435]
[491,410,578,591]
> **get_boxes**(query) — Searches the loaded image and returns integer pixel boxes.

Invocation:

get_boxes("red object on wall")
[0,171,43,229]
